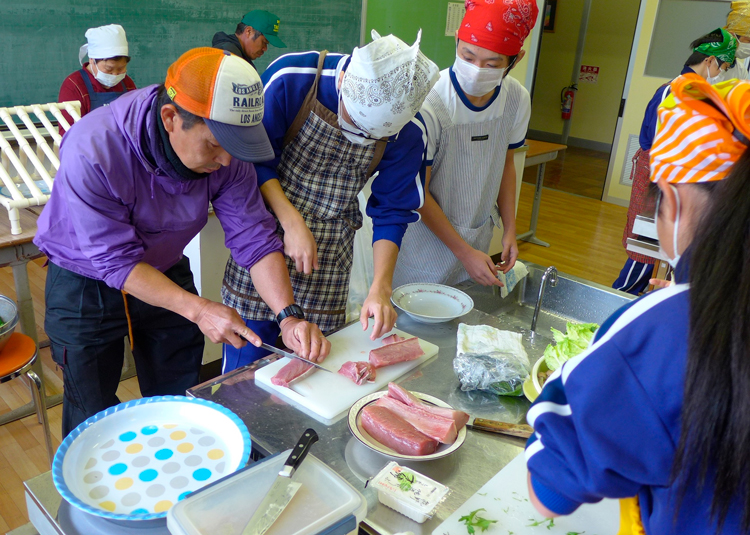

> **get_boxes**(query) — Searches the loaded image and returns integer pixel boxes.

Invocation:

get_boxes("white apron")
[393,82,522,286]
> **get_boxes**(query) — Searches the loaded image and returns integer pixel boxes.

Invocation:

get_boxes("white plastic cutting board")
[433,453,619,534]
[254,321,439,423]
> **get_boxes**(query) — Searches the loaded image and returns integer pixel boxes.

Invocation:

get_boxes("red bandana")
[457,0,539,56]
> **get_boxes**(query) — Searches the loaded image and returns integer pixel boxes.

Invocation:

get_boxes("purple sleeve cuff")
[530,474,582,515]
[373,223,407,249]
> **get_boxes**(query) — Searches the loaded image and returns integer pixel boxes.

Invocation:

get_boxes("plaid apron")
[222,51,385,332]
[622,148,655,264]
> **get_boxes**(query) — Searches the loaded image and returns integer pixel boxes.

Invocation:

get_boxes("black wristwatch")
[275,304,305,325]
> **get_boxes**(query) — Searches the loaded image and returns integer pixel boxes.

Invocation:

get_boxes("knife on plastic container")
[241,428,319,535]
[259,342,337,373]
[466,418,534,439]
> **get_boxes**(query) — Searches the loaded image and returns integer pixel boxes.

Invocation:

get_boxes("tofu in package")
[369,462,449,523]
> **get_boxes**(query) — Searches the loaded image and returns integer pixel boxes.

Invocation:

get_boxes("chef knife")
[242,428,319,535]
[466,418,534,439]
[259,342,337,373]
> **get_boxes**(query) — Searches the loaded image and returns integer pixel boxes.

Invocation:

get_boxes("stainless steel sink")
[454,260,635,364]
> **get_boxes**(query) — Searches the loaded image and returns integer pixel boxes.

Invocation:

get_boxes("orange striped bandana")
[650,73,750,184]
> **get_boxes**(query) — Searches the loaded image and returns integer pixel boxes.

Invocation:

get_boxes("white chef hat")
[341,29,439,139]
[78,24,129,66]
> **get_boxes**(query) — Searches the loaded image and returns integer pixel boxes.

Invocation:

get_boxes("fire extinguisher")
[561,84,577,120]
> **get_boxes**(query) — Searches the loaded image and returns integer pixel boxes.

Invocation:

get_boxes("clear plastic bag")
[453,352,530,396]
[453,323,531,396]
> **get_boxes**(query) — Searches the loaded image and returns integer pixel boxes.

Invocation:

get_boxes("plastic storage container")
[167,450,367,535]
[370,462,449,523]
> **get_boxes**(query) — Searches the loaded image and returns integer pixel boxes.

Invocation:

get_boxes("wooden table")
[517,140,567,247]
[0,207,62,425]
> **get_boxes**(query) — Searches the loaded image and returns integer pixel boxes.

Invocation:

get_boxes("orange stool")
[0,332,53,466]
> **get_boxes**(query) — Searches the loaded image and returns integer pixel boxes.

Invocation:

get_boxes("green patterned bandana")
[694,28,738,64]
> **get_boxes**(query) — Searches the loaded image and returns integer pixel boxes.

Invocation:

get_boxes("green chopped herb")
[478,492,488,496]
[396,470,415,492]
[527,518,555,529]
[566,531,585,535]
[459,508,498,534]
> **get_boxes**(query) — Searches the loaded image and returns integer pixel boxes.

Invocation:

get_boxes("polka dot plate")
[52,395,251,523]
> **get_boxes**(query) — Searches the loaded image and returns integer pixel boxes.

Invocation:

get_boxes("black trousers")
[45,257,204,438]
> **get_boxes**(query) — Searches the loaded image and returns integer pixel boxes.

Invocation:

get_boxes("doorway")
[525,0,641,200]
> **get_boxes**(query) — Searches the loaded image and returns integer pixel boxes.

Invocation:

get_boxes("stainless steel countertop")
[22,264,632,535]
[187,306,552,535]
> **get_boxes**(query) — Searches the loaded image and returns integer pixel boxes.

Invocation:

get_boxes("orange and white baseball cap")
[165,47,273,163]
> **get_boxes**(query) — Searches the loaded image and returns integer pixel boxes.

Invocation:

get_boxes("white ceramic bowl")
[348,391,466,461]
[52,396,251,523]
[391,283,474,324]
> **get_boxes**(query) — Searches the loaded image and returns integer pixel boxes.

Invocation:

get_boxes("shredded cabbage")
[543,322,599,371]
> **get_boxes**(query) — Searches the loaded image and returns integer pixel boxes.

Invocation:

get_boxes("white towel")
[497,260,529,298]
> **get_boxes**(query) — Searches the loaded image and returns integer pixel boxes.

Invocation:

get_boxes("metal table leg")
[517,161,551,247]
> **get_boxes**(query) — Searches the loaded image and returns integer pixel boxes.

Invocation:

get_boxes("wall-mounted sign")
[579,65,600,83]
[446,2,464,36]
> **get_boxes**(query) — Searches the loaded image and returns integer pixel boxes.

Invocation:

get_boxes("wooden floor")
[523,146,610,200]
[0,181,628,532]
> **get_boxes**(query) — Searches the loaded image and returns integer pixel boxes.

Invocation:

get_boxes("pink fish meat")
[375,395,458,444]
[271,359,315,388]
[360,405,438,456]
[338,361,377,385]
[386,382,470,430]
[369,337,424,368]
[382,333,405,345]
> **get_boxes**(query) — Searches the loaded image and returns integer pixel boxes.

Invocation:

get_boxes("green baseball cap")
[241,10,286,48]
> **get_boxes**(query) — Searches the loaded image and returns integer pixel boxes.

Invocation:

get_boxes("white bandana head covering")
[341,29,439,138]
[78,24,129,66]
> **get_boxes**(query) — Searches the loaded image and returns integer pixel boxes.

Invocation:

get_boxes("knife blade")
[242,428,319,535]
[466,418,534,439]
[260,343,337,373]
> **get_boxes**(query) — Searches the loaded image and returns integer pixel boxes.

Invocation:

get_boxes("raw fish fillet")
[271,359,315,388]
[375,395,458,444]
[360,405,438,456]
[382,333,405,345]
[386,382,470,430]
[338,361,377,385]
[369,337,424,368]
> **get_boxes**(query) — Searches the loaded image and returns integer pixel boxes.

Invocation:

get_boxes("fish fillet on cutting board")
[254,320,439,422]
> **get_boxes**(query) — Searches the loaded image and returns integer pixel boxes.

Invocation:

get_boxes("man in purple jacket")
[35,47,329,437]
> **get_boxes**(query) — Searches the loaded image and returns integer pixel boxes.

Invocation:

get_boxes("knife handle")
[472,419,534,439]
[282,428,319,477]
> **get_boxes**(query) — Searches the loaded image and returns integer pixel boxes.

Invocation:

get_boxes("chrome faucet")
[531,266,558,333]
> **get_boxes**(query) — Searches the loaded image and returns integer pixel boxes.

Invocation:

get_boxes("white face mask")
[92,62,126,88]
[337,98,376,146]
[736,41,750,59]
[452,54,507,97]
[657,186,682,269]
[706,57,724,85]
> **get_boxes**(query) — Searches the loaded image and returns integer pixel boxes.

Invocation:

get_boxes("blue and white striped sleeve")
[366,115,428,248]
[524,290,688,514]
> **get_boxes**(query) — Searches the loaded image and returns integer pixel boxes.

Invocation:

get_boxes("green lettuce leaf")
[543,322,599,371]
